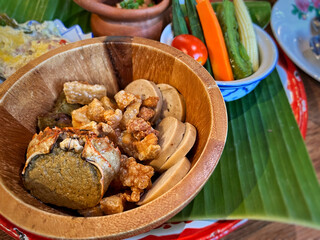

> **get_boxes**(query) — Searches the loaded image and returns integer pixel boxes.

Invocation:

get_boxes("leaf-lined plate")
[0,0,320,236]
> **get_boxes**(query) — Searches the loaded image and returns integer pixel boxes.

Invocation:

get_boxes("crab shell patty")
[22,127,121,210]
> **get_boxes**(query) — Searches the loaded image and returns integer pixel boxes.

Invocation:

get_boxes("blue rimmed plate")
[160,23,278,102]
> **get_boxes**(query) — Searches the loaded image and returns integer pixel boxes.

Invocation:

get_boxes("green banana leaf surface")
[1,0,320,230]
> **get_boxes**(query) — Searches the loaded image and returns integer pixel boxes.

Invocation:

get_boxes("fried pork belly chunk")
[100,194,126,215]
[114,90,137,110]
[120,98,142,129]
[142,96,159,108]
[63,81,106,105]
[116,156,154,202]
[134,133,161,161]
[100,96,117,110]
[22,127,121,210]
[72,98,123,130]
[86,98,106,122]
[138,106,155,122]
[127,117,159,140]
[117,130,160,161]
[104,109,123,129]
[72,105,91,128]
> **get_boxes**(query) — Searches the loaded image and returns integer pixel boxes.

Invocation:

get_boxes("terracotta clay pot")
[74,0,172,40]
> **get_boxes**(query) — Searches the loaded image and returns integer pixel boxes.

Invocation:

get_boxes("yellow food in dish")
[0,21,68,79]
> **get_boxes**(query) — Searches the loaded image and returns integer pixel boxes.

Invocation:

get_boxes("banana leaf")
[172,70,320,229]
[1,0,320,230]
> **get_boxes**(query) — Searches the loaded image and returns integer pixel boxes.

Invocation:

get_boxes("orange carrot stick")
[196,0,234,81]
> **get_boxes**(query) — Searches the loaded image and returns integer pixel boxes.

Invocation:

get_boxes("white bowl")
[160,23,278,101]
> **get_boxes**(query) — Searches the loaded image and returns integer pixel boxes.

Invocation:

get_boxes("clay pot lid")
[74,0,171,21]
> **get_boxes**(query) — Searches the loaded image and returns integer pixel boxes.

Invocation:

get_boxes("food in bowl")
[0,14,68,79]
[22,79,197,216]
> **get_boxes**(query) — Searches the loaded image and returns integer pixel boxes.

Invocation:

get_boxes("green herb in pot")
[117,0,155,9]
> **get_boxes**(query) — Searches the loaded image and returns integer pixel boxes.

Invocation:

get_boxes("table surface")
[1,0,320,239]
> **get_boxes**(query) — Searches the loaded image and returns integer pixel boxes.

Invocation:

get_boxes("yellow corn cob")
[234,0,259,72]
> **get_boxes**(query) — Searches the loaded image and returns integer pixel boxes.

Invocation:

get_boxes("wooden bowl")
[0,36,227,239]
[74,0,171,40]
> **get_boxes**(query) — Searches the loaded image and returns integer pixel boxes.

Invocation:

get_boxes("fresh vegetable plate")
[161,22,307,136]
[161,23,278,101]
[271,0,320,81]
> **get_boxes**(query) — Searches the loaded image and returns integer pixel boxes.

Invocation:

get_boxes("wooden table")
[1,0,320,239]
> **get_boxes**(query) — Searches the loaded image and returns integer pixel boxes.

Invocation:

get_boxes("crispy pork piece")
[100,96,117,110]
[63,81,106,105]
[100,194,126,215]
[120,99,142,129]
[127,117,158,141]
[142,96,159,108]
[71,105,91,128]
[114,90,137,110]
[104,109,123,129]
[117,157,154,202]
[117,129,160,161]
[71,98,123,130]
[134,133,161,161]
[138,106,155,122]
[124,79,163,124]
[86,98,106,123]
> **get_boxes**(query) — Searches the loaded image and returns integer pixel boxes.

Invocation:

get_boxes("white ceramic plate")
[271,0,320,81]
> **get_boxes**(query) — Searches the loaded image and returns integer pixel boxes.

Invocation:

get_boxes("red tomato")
[171,34,208,66]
